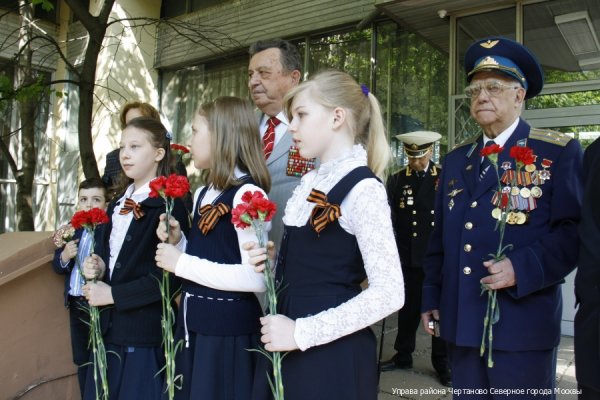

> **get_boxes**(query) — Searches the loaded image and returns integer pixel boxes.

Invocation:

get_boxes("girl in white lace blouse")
[248,70,405,400]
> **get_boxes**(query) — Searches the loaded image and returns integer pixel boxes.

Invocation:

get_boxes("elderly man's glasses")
[464,80,521,99]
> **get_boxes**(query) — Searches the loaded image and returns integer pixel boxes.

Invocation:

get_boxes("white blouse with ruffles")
[283,144,405,351]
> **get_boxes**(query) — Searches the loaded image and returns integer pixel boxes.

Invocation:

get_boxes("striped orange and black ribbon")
[119,198,145,220]
[198,203,231,235]
[307,188,341,234]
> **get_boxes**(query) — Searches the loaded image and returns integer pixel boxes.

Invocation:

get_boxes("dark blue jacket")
[423,118,583,351]
[94,194,190,347]
[574,137,600,390]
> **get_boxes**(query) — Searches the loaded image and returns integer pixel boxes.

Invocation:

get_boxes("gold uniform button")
[431,222,435,226]
[412,210,417,215]
[464,244,472,252]
[430,210,434,214]
[465,222,473,230]
[471,201,477,208]
[463,266,472,275]
[412,221,417,226]
[412,233,418,237]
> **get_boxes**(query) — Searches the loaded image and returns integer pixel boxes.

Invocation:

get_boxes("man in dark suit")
[382,131,451,386]
[421,37,583,396]
[248,39,315,247]
[575,138,600,399]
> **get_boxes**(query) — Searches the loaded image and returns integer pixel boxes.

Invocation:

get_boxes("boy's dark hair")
[78,177,108,199]
[249,38,302,74]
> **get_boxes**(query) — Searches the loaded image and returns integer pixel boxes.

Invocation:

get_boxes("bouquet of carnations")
[149,173,190,399]
[70,208,110,400]
[480,143,536,368]
[231,191,283,399]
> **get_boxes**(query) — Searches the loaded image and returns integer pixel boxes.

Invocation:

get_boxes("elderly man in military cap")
[381,131,451,386]
[421,37,583,396]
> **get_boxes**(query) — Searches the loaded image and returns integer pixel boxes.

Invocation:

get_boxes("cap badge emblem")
[480,39,500,49]
[477,56,499,67]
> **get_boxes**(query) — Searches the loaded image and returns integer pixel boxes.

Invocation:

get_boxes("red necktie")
[263,117,281,159]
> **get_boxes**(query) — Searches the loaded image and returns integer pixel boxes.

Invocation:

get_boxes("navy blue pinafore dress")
[254,166,378,400]
[171,180,263,400]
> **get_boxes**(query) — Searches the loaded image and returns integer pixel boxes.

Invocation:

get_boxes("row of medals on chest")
[490,160,551,225]
[399,186,415,208]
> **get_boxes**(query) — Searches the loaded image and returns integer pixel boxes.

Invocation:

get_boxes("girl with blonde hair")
[248,69,404,400]
[155,96,271,399]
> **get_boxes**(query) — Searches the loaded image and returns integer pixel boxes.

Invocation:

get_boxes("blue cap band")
[468,55,528,91]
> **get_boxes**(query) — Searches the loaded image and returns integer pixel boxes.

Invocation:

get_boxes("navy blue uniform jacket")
[574,138,600,390]
[94,195,189,347]
[422,118,582,351]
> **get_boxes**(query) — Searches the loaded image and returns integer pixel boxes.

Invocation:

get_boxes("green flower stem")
[90,305,109,400]
[160,198,180,400]
[480,160,507,369]
[480,290,491,357]
[252,220,284,400]
[488,289,497,368]
[76,226,109,400]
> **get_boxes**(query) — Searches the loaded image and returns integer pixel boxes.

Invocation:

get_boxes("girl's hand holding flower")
[83,254,105,280]
[83,281,114,306]
[156,213,182,244]
[60,239,79,263]
[260,314,299,352]
[155,243,182,273]
[243,240,277,273]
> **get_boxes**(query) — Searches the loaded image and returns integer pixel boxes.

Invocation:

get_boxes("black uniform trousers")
[394,267,448,371]
[68,296,91,398]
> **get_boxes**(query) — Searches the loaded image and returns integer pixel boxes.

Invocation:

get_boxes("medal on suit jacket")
[489,147,553,224]
[447,179,463,211]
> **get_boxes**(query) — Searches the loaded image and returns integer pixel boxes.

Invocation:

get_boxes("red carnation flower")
[253,197,277,222]
[149,176,168,198]
[480,144,504,157]
[509,146,535,167]
[231,203,253,229]
[164,174,190,199]
[170,143,190,154]
[70,208,109,230]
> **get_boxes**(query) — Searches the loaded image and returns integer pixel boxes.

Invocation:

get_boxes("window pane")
[161,0,188,19]
[161,54,249,148]
[307,29,371,84]
[376,22,448,168]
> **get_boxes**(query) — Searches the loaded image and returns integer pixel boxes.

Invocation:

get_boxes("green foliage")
[31,0,54,12]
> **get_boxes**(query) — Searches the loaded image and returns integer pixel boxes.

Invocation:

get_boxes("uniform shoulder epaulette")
[528,128,572,147]
[453,134,481,150]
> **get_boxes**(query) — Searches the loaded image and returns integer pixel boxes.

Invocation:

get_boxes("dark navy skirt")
[170,329,261,400]
[252,327,378,400]
[83,344,164,400]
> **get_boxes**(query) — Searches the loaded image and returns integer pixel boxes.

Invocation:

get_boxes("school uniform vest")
[265,166,378,400]
[276,166,374,319]
[182,179,262,336]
